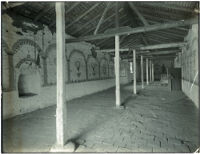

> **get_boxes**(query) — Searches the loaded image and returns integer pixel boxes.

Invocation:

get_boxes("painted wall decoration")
[120,62,127,77]
[87,55,99,80]
[2,40,15,91]
[69,50,87,82]
[109,61,114,77]
[46,44,56,85]
[100,57,109,78]
[11,39,44,89]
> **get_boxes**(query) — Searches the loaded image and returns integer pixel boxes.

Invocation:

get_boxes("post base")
[116,105,125,109]
[50,141,75,152]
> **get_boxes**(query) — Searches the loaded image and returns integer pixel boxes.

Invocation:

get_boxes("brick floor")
[2,82,199,152]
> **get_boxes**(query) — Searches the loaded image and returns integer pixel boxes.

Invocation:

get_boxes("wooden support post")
[149,60,152,82]
[141,55,144,89]
[56,2,66,146]
[51,2,75,152]
[146,58,149,85]
[133,49,137,94]
[115,35,121,107]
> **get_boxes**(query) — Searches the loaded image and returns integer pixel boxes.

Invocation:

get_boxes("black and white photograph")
[1,1,200,153]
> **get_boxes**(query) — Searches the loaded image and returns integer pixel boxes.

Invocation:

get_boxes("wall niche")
[17,60,41,97]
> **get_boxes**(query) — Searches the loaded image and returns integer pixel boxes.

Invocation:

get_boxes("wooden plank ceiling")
[2,1,199,59]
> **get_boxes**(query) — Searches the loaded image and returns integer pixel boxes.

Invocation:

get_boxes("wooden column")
[141,55,144,89]
[133,49,136,94]
[146,58,149,85]
[115,35,121,107]
[149,60,152,82]
[56,2,67,146]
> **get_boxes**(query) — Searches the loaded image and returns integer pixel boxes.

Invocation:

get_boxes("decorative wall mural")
[109,61,114,77]
[120,62,126,77]
[12,39,44,88]
[12,39,42,55]
[87,55,99,80]
[2,41,14,91]
[46,45,56,85]
[100,57,108,78]
[75,61,81,77]
[69,50,86,82]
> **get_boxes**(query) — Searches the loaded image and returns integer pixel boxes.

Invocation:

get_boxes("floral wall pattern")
[69,50,87,82]
[109,61,114,78]
[100,57,109,79]
[87,55,99,80]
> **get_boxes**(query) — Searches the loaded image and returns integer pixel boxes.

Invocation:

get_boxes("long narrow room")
[1,1,199,152]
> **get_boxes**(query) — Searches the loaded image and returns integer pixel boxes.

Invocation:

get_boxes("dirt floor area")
[2,82,199,152]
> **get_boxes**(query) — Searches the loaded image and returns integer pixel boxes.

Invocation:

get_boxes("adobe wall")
[2,14,130,119]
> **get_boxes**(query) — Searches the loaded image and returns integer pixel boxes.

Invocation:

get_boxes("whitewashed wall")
[2,14,130,119]
[174,24,199,108]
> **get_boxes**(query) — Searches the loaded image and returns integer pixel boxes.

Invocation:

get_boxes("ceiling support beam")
[139,42,186,50]
[34,4,53,22]
[66,17,197,43]
[137,2,197,14]
[65,3,99,29]
[128,2,150,46]
[96,42,186,52]
[72,4,116,35]
[49,2,80,27]
[81,8,123,36]
[94,2,111,35]
[143,50,180,55]
[128,2,149,26]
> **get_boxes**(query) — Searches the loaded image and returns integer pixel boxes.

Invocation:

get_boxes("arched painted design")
[87,55,99,80]
[12,39,44,87]
[15,57,36,68]
[46,44,56,85]
[45,43,56,58]
[69,50,87,82]
[12,39,42,55]
[2,40,14,91]
[46,43,69,84]
[109,60,114,78]
[2,40,10,55]
[99,57,109,79]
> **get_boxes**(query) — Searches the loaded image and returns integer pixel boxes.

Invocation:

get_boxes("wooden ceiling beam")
[72,4,116,35]
[139,42,186,50]
[143,50,181,55]
[96,42,186,52]
[49,2,80,27]
[128,2,149,26]
[147,33,182,41]
[34,4,53,22]
[81,8,124,36]
[147,36,181,43]
[65,3,100,29]
[136,5,189,21]
[143,15,189,31]
[94,19,129,47]
[128,2,150,46]
[66,17,197,43]
[136,2,197,14]
[94,2,111,35]
[151,30,185,38]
